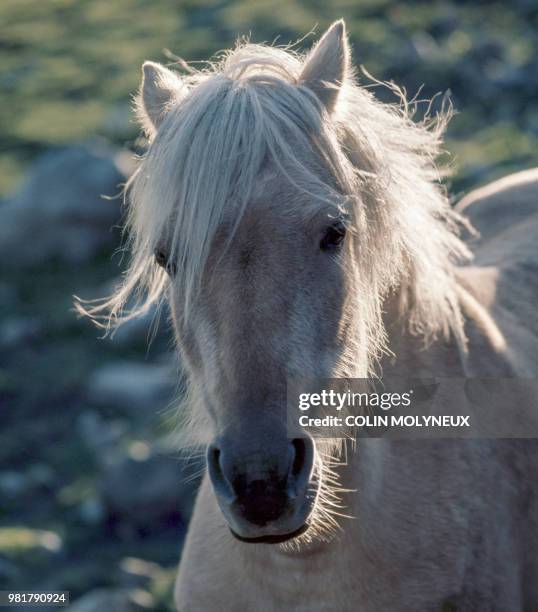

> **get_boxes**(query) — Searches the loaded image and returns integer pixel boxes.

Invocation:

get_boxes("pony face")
[166,165,361,542]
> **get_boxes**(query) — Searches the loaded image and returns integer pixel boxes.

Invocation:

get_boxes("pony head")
[78,20,470,544]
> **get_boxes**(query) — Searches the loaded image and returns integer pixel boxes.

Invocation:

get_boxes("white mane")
[77,40,472,356]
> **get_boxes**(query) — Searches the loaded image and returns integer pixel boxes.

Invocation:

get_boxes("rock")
[0,471,29,496]
[0,316,43,348]
[0,465,56,502]
[26,463,55,486]
[78,496,106,525]
[0,144,132,265]
[86,360,175,414]
[67,588,153,612]
[76,410,128,452]
[411,31,443,64]
[0,557,20,581]
[100,448,203,530]
[119,557,162,589]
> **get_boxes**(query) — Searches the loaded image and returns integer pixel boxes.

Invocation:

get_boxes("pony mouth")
[229,522,310,544]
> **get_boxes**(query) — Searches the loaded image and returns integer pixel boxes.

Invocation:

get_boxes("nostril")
[289,437,314,497]
[207,445,235,503]
[207,445,221,476]
[210,446,220,468]
[291,438,306,477]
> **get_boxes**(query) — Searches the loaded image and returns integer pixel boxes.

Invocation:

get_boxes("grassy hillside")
[1,0,537,195]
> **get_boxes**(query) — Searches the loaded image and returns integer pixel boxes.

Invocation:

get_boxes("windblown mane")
[77,39,471,362]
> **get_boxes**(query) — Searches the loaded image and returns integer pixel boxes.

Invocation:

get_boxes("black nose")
[207,436,313,527]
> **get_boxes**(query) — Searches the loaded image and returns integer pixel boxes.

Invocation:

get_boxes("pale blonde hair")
[76,39,472,355]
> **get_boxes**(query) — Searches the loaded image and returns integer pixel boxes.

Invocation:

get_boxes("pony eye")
[154,248,176,276]
[154,248,168,268]
[320,222,346,252]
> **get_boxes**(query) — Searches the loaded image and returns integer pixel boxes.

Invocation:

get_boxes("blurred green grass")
[1,0,537,196]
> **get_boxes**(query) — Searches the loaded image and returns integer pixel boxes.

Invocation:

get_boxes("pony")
[79,20,538,611]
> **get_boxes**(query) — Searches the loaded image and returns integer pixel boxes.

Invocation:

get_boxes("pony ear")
[136,61,186,136]
[299,20,350,113]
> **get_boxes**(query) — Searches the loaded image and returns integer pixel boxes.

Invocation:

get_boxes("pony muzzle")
[207,432,318,542]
